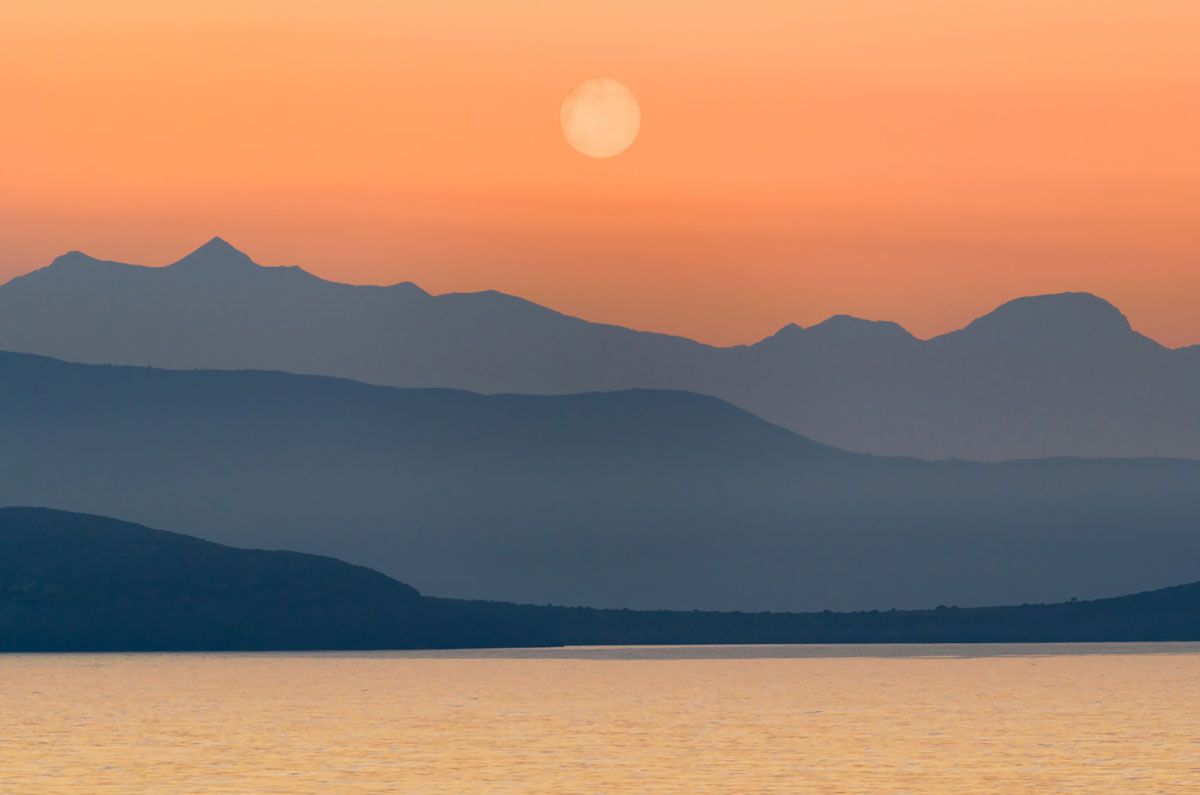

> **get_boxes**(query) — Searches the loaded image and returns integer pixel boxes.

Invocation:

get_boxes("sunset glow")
[3,0,1198,346]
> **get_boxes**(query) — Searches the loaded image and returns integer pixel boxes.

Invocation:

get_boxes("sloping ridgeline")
[1,508,1197,652]
[2,238,1199,460]
[2,350,1200,612]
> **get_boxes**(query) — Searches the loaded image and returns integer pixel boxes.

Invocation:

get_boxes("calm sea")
[3,644,1198,793]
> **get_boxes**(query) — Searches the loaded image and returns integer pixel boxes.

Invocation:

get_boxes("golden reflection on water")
[3,645,1198,793]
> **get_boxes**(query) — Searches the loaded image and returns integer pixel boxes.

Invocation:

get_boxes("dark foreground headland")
[2,507,1197,652]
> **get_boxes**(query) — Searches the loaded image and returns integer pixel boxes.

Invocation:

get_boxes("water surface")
[4,644,1198,792]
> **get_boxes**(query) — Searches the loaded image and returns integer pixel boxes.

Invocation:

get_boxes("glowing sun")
[560,78,641,159]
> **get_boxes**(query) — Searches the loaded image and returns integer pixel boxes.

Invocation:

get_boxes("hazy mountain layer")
[2,238,1197,460]
[3,508,1198,652]
[2,351,1198,611]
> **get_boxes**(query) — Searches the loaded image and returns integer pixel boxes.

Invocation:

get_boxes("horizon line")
[11,236,1199,352]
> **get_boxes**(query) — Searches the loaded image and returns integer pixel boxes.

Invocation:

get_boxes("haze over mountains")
[2,349,1198,612]
[2,238,1197,461]
[5,508,1198,652]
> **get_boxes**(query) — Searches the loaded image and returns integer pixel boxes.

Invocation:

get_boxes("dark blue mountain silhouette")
[2,239,1196,460]
[2,350,1197,612]
[2,507,1197,651]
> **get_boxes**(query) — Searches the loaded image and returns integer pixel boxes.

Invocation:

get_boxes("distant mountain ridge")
[2,349,1198,612]
[1,238,1197,460]
[3,508,1198,652]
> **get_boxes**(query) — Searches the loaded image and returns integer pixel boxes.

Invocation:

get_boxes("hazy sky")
[3,1,1198,346]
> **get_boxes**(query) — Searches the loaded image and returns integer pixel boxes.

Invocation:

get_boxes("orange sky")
[2,0,1198,346]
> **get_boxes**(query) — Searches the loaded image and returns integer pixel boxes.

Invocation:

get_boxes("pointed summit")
[168,237,259,271]
[769,322,805,339]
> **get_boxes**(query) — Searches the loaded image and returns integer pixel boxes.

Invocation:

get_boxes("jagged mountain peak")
[168,237,259,271]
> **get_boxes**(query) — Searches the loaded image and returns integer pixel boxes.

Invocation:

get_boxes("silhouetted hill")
[2,239,1196,460]
[949,292,1144,348]
[0,507,435,651]
[2,508,1197,651]
[2,351,1198,611]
